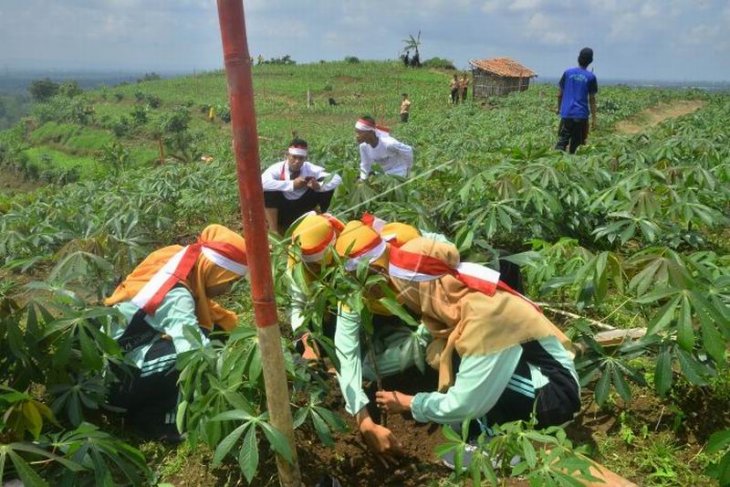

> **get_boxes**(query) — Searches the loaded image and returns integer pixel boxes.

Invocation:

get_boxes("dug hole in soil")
[249,366,528,487]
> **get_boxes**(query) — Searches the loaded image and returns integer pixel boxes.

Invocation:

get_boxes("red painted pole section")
[216,1,301,486]
[216,1,277,329]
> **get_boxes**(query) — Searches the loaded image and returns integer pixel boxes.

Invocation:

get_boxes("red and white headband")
[132,242,247,315]
[301,228,336,263]
[344,235,387,271]
[288,145,308,157]
[361,212,387,233]
[388,246,540,311]
[355,118,376,132]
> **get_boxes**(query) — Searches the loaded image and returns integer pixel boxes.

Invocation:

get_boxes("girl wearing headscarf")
[333,220,439,463]
[287,212,345,359]
[104,224,247,439]
[375,237,579,437]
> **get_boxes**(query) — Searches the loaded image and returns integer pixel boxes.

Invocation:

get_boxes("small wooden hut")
[469,57,537,98]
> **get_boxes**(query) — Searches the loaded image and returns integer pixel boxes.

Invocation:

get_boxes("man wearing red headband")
[262,137,342,234]
[355,115,413,181]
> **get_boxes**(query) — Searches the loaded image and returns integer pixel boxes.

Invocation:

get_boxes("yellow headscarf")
[105,224,247,331]
[288,213,344,268]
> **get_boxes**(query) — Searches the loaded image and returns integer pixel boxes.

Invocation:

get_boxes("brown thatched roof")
[469,57,537,78]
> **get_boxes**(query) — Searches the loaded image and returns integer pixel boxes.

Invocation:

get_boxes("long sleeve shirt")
[334,305,431,416]
[261,160,342,200]
[110,287,209,376]
[358,135,413,180]
[410,336,579,424]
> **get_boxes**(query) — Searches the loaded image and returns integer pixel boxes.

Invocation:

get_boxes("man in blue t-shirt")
[555,47,598,153]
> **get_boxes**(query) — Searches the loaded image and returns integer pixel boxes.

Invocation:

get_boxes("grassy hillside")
[0,62,728,486]
[1,61,705,184]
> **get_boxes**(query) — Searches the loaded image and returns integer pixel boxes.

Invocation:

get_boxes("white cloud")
[0,0,727,80]
[481,1,499,13]
[509,0,542,12]
[524,12,570,46]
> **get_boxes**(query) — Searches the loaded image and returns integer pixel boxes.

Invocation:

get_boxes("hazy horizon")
[1,64,729,86]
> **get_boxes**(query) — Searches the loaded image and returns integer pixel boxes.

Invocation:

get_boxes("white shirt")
[261,160,342,200]
[359,134,413,180]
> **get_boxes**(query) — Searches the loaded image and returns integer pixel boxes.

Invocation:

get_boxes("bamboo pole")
[215,2,301,486]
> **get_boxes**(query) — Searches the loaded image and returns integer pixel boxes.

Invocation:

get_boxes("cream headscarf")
[389,237,572,392]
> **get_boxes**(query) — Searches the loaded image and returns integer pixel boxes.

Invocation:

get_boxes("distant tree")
[146,94,162,109]
[29,78,59,102]
[137,72,161,83]
[58,80,82,98]
[158,107,201,163]
[422,57,456,70]
[264,55,296,65]
[99,142,131,175]
[344,56,360,64]
[402,31,422,68]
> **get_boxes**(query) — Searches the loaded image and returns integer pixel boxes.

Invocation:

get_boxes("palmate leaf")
[53,423,150,486]
[611,366,632,402]
[238,426,259,484]
[310,409,334,446]
[259,421,294,464]
[593,368,611,406]
[676,349,709,386]
[213,424,246,466]
[654,348,674,396]
[627,248,690,295]
[378,297,418,328]
[7,450,48,487]
[676,294,695,351]
[313,406,347,435]
[700,316,726,364]
[646,294,681,335]
[705,429,730,485]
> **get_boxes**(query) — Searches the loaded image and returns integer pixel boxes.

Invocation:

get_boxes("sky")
[1,0,729,82]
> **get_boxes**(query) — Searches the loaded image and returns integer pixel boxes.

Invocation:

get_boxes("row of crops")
[0,63,728,485]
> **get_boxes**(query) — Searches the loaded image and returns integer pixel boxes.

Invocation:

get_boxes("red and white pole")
[215,1,301,485]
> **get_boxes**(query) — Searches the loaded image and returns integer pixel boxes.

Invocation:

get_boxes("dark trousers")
[264,189,335,232]
[400,112,409,123]
[555,118,589,154]
[466,340,580,439]
[450,88,459,104]
[109,339,180,439]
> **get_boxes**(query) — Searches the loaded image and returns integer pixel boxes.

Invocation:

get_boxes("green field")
[0,61,728,486]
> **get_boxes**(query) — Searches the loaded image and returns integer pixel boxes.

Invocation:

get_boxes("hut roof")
[469,57,537,78]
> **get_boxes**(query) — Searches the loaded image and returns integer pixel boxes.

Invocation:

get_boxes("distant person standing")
[262,138,342,234]
[355,116,413,181]
[459,73,470,102]
[450,74,460,104]
[555,47,598,154]
[399,93,411,123]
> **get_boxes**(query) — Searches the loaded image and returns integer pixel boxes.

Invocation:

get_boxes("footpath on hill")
[615,99,704,134]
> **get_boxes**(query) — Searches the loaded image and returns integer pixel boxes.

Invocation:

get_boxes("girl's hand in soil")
[375,390,413,414]
[358,417,403,467]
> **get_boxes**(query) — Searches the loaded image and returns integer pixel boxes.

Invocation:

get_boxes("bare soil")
[615,100,705,134]
[158,365,726,487]
[0,167,41,194]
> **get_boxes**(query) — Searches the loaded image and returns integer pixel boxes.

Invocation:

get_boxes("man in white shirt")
[355,116,413,181]
[261,138,342,234]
